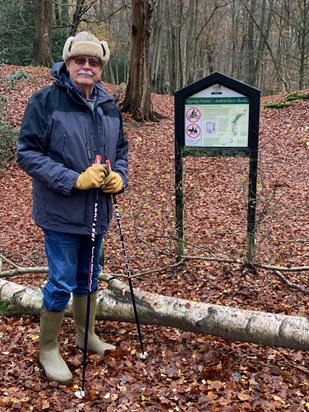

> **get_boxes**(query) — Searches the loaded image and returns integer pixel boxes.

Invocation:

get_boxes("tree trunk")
[166,1,176,93]
[32,0,53,67]
[253,0,274,88]
[296,0,309,89]
[185,0,197,85]
[0,276,308,351]
[150,0,164,92]
[165,0,184,93]
[246,0,256,86]
[121,0,158,121]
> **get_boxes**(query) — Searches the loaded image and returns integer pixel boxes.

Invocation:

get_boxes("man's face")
[66,55,103,89]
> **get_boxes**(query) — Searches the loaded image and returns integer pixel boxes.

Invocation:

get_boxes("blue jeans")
[42,229,103,311]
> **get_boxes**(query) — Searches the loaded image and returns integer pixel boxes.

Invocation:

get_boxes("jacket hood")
[51,61,69,85]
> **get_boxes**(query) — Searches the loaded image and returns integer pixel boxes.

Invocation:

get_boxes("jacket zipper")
[81,113,91,161]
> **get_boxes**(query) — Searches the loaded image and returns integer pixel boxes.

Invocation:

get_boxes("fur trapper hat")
[62,31,110,66]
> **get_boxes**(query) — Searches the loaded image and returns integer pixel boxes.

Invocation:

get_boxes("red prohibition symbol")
[186,124,201,138]
[186,107,201,122]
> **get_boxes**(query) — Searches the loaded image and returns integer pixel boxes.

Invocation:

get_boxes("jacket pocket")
[46,191,87,225]
[49,112,89,171]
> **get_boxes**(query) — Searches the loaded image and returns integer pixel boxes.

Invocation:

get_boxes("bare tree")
[165,0,185,93]
[32,0,53,67]
[121,0,160,121]
[150,0,165,92]
[70,0,97,36]
[278,0,309,89]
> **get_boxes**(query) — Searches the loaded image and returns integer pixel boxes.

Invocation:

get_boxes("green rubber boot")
[72,292,116,355]
[39,309,73,384]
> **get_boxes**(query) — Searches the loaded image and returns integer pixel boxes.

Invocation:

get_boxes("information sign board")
[174,72,260,261]
[185,88,250,148]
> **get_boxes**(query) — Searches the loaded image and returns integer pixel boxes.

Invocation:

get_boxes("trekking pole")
[106,159,148,360]
[75,154,102,399]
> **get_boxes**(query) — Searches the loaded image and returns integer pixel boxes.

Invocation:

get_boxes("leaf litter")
[0,64,308,411]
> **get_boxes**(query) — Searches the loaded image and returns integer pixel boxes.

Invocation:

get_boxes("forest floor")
[0,64,308,411]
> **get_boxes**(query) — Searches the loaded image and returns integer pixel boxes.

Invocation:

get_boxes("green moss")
[284,93,309,101]
[0,300,9,313]
[262,102,292,109]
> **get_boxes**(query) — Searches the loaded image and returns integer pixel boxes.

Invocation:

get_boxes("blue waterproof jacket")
[16,62,128,236]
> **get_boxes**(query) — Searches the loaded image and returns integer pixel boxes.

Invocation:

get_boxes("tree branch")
[195,1,228,43]
[0,255,307,295]
[0,253,20,268]
[0,266,48,278]
[238,0,289,90]
[273,270,309,295]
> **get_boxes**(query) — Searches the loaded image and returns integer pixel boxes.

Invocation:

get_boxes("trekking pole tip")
[139,351,149,360]
[75,389,86,399]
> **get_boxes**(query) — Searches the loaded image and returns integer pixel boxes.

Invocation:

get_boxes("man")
[16,32,128,384]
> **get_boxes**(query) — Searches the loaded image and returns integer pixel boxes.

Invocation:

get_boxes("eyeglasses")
[73,57,101,68]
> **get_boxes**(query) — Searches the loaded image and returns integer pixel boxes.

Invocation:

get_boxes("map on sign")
[185,84,250,148]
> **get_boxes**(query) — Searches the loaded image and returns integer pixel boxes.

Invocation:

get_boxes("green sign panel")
[185,96,250,147]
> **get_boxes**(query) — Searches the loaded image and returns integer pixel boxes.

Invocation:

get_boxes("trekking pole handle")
[105,159,112,174]
[95,154,102,164]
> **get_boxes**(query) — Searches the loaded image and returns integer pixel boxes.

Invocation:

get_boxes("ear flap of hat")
[62,36,75,61]
[101,40,110,66]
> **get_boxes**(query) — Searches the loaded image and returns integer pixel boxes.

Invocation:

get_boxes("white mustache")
[78,69,94,76]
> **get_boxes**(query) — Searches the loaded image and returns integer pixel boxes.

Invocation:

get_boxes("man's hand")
[101,171,123,194]
[75,163,107,190]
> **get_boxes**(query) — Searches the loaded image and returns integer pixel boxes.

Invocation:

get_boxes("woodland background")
[0,0,308,411]
[2,0,309,95]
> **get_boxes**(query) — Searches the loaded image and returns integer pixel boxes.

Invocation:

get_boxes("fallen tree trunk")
[0,276,308,351]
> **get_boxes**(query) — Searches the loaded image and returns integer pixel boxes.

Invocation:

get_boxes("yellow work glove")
[101,171,123,194]
[75,163,107,190]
